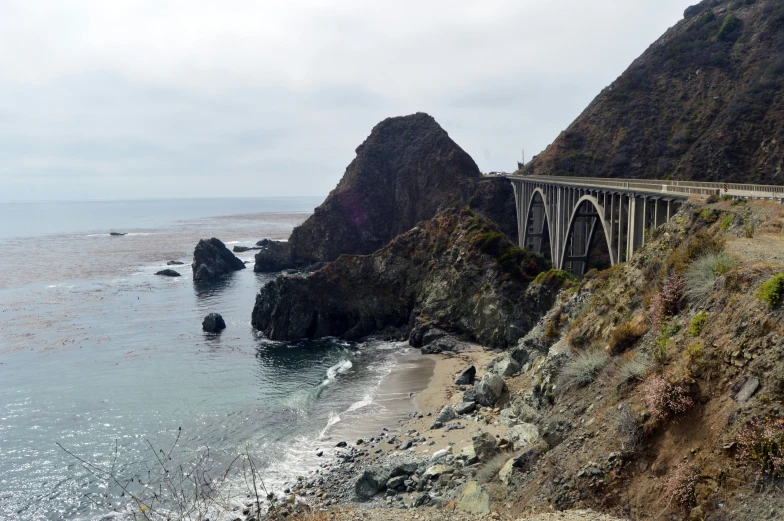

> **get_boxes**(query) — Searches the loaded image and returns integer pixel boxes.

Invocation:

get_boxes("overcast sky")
[0,0,695,202]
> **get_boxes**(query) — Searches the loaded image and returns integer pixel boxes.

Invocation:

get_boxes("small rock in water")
[167,260,184,265]
[316,450,323,457]
[155,269,181,277]
[202,313,226,333]
[336,441,347,447]
[109,232,126,236]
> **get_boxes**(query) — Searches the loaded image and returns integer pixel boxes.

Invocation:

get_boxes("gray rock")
[192,238,246,281]
[436,406,457,423]
[455,402,476,415]
[456,481,490,514]
[354,467,391,500]
[256,239,270,247]
[233,245,261,253]
[429,449,451,464]
[460,445,478,464]
[507,423,540,448]
[500,400,541,427]
[155,269,181,277]
[414,493,431,507]
[254,241,298,272]
[735,377,760,404]
[167,260,184,265]
[423,464,452,480]
[490,355,521,378]
[512,447,541,470]
[386,475,406,490]
[473,374,505,406]
[472,432,498,461]
[421,335,458,354]
[429,421,444,430]
[454,365,476,385]
[202,313,226,333]
[463,387,477,403]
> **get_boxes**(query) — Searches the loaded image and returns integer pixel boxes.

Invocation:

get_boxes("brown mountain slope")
[524,0,784,184]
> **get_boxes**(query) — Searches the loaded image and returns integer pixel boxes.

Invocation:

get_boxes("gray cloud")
[0,0,695,201]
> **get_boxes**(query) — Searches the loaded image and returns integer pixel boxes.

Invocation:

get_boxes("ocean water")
[0,198,427,520]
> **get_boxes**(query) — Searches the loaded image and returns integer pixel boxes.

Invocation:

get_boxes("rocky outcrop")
[253,241,298,273]
[202,313,226,333]
[192,238,246,281]
[251,208,552,348]
[287,113,517,266]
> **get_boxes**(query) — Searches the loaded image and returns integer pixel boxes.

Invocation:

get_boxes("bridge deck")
[505,175,784,200]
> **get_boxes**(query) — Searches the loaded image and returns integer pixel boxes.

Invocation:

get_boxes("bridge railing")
[509,175,784,199]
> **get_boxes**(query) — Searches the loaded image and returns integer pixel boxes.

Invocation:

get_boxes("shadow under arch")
[559,195,616,276]
[523,188,553,263]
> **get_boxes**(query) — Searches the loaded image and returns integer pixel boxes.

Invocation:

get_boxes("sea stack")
[192,238,246,281]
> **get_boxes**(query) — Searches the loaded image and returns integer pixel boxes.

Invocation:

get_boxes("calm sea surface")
[0,198,423,520]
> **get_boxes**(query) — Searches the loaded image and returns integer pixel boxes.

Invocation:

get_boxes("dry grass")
[557,350,610,391]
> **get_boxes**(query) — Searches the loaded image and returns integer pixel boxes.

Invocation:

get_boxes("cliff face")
[252,208,550,349]
[287,113,516,265]
[524,0,784,184]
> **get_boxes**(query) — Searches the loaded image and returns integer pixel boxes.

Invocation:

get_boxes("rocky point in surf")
[252,207,556,349]
[253,112,517,272]
[192,237,246,281]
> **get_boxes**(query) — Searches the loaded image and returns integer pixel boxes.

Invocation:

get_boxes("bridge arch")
[559,195,616,275]
[523,188,554,263]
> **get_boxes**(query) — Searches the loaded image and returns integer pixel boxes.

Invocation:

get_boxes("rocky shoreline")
[230,339,624,521]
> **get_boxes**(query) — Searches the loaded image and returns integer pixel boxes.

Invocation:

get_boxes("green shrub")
[717,13,739,39]
[652,321,679,365]
[719,214,734,231]
[744,219,755,238]
[683,252,737,302]
[533,269,577,288]
[474,231,504,255]
[700,208,719,223]
[558,351,610,390]
[737,417,784,479]
[757,273,784,307]
[689,312,708,337]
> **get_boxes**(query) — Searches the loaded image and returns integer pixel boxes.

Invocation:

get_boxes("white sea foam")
[319,410,342,439]
[323,359,352,384]
[346,393,373,413]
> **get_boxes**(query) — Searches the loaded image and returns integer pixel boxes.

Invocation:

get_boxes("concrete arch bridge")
[506,175,784,276]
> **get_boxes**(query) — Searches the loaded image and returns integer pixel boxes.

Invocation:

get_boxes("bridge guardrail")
[508,175,784,200]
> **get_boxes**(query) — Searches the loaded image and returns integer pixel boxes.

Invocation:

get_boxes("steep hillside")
[524,0,784,184]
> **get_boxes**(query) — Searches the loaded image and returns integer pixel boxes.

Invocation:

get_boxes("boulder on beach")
[155,269,181,277]
[489,354,521,378]
[167,260,184,265]
[192,238,246,281]
[473,373,505,406]
[202,313,226,333]
[454,365,476,385]
[435,406,457,423]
